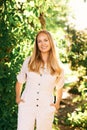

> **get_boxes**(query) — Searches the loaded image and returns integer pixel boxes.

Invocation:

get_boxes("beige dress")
[17,57,64,130]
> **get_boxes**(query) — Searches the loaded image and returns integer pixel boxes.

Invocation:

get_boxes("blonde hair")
[28,30,62,76]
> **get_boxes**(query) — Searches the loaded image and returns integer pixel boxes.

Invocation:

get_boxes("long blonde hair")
[28,30,62,76]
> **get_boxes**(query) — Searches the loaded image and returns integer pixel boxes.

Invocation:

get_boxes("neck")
[41,53,49,64]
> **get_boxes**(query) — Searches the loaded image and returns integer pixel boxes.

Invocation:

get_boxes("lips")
[41,46,48,49]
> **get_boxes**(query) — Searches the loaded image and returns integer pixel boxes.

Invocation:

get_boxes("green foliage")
[46,0,69,30]
[53,115,60,130]
[65,26,87,129]
[65,27,87,92]
[66,29,87,71]
[66,103,87,128]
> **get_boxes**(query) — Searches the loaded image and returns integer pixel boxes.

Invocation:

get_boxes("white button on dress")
[17,57,64,130]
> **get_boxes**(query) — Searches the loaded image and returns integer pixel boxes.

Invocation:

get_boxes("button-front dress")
[17,57,64,130]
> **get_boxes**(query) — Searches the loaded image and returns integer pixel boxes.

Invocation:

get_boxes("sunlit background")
[68,0,87,30]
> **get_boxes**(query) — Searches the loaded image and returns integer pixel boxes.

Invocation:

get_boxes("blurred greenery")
[64,26,87,129]
[0,0,87,130]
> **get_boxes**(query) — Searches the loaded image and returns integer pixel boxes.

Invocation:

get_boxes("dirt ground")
[56,88,81,130]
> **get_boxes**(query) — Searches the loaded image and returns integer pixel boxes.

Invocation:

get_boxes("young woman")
[16,30,64,130]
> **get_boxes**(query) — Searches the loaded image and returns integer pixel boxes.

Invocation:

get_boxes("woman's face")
[37,33,51,54]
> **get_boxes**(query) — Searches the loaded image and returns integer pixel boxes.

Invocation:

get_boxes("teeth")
[41,46,47,49]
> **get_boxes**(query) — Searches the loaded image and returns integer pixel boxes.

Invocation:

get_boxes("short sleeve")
[17,57,30,84]
[56,68,65,90]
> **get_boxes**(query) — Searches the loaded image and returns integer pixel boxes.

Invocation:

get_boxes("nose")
[41,41,45,45]
[41,40,47,45]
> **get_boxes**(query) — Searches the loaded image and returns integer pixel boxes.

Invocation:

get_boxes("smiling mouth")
[41,46,48,49]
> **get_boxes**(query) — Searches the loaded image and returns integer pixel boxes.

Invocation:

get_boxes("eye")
[37,40,41,43]
[44,39,48,42]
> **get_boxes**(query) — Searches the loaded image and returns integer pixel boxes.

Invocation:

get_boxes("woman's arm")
[51,69,64,110]
[15,81,24,104]
[55,69,64,109]
[55,87,63,110]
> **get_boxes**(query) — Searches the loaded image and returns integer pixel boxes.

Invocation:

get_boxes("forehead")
[37,33,48,39]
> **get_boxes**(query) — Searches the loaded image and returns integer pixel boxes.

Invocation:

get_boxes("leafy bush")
[65,25,87,129]
[67,103,87,128]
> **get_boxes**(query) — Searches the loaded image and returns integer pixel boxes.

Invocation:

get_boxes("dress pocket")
[47,105,56,114]
[18,100,25,107]
[18,94,25,106]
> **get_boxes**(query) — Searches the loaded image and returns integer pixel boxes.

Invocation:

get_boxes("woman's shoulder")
[23,56,31,65]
